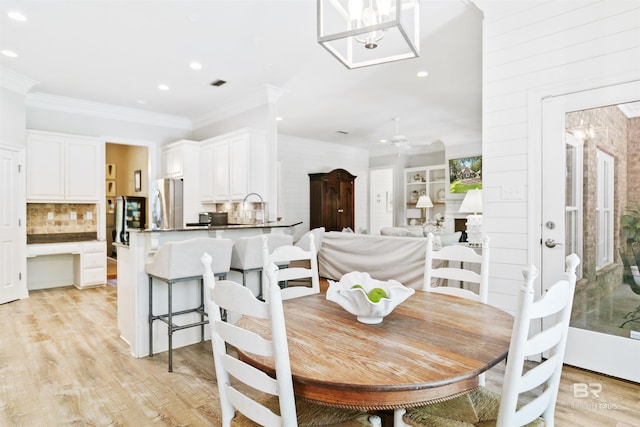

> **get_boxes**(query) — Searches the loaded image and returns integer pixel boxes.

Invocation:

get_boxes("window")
[565,133,583,279]
[596,150,614,269]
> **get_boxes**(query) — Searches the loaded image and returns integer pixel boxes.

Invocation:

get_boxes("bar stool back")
[230,233,293,298]
[145,237,233,371]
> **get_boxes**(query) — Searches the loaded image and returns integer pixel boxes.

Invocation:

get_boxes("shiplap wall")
[278,134,370,242]
[477,0,640,312]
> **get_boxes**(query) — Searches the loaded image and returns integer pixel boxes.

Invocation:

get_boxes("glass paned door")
[541,81,640,383]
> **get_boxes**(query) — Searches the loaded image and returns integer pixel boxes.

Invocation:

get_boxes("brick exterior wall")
[566,106,639,316]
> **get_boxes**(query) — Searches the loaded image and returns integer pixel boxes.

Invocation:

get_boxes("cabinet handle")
[338,209,344,213]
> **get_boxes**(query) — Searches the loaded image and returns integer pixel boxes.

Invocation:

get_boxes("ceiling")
[0,0,483,156]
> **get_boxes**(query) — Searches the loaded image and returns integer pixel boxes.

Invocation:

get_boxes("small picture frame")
[106,180,116,196]
[134,170,142,192]
[106,163,116,179]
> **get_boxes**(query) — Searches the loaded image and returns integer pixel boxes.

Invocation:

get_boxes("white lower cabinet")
[77,241,106,288]
[27,241,106,290]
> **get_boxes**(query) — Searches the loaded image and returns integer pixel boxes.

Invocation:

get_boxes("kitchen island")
[115,221,301,358]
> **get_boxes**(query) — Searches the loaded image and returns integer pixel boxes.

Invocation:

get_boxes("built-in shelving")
[403,165,446,226]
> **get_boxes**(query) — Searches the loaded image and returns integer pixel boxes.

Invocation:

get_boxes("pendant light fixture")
[317,0,420,69]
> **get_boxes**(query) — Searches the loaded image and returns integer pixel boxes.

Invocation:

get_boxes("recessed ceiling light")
[190,61,202,70]
[380,139,388,143]
[158,84,170,91]
[276,117,283,121]
[416,70,429,78]
[7,11,27,21]
[1,50,18,58]
[137,100,147,105]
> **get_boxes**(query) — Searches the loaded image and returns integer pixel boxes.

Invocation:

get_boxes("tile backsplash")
[27,203,97,235]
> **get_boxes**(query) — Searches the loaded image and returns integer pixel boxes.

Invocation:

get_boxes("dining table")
[236,290,514,424]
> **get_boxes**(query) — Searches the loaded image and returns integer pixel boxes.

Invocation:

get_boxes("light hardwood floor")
[1,285,638,426]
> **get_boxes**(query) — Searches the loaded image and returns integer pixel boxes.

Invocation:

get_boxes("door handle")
[544,239,563,248]
[337,209,344,213]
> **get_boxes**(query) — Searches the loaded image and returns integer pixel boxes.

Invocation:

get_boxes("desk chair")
[230,233,293,297]
[146,237,232,372]
[202,256,380,427]
[401,254,580,427]
[262,233,320,302]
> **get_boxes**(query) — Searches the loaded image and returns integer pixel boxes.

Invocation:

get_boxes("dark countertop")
[27,232,99,244]
[135,220,303,233]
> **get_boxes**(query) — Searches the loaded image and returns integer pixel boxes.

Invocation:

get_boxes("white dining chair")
[230,233,293,296]
[261,233,320,302]
[294,227,325,252]
[401,253,580,427]
[423,232,490,303]
[420,232,491,397]
[202,254,380,427]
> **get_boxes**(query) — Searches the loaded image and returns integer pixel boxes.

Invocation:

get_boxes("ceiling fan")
[379,117,433,149]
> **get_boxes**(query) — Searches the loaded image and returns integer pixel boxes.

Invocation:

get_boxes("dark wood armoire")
[309,169,356,232]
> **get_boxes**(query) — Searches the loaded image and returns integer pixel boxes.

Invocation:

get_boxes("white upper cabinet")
[199,129,267,202]
[27,130,102,202]
[199,143,216,202]
[160,139,198,179]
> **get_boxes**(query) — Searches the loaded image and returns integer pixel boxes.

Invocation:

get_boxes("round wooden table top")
[237,290,514,410]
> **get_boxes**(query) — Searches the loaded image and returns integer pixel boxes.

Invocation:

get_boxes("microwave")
[199,212,228,225]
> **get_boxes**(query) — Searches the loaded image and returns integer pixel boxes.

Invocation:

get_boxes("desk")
[237,291,513,411]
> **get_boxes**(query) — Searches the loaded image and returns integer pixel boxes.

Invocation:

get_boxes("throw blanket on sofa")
[319,232,432,289]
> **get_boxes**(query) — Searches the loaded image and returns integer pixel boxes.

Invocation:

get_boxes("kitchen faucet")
[242,192,265,224]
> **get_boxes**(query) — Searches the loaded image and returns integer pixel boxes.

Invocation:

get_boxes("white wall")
[278,134,370,241]
[476,0,640,312]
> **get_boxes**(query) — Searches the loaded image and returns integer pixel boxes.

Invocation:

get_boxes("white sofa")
[318,231,462,289]
[319,232,429,289]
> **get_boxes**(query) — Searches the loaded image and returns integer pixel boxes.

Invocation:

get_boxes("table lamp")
[458,189,483,247]
[416,195,433,225]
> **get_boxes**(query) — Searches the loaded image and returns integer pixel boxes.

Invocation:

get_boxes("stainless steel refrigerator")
[150,178,184,230]
[113,196,146,246]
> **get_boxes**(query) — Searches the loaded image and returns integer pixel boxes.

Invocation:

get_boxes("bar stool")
[230,233,293,298]
[146,237,233,372]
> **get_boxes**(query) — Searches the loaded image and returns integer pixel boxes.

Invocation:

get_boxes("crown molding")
[0,67,39,95]
[26,92,193,130]
[618,102,640,118]
[192,84,282,131]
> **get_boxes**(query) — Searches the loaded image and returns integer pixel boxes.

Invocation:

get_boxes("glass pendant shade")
[317,0,420,69]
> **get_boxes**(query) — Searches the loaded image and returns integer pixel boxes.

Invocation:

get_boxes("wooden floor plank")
[1,285,638,426]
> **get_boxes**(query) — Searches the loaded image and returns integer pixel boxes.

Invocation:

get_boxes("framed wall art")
[448,156,482,194]
[134,170,142,192]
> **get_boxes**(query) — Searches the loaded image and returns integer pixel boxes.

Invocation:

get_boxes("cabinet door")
[160,148,171,178]
[199,143,216,202]
[338,179,355,230]
[323,178,341,231]
[65,138,100,201]
[26,134,65,200]
[229,134,249,200]
[213,140,230,201]
[161,146,182,178]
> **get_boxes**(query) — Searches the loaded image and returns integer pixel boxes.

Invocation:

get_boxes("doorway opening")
[105,142,149,283]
